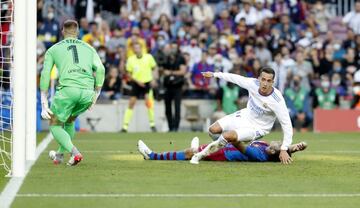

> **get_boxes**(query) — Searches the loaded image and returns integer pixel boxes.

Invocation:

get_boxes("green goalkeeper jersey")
[40,37,105,91]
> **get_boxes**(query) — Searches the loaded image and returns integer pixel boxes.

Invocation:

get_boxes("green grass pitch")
[1,132,360,207]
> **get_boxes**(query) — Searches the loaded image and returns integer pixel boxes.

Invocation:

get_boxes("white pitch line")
[0,133,53,208]
[15,193,360,198]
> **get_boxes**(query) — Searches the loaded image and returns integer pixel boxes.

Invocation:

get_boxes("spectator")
[285,75,313,132]
[342,48,359,77]
[270,52,286,92]
[215,10,234,32]
[343,1,360,34]
[190,52,216,98]
[273,14,298,42]
[215,0,233,16]
[162,43,187,132]
[101,66,122,100]
[235,0,257,26]
[147,0,173,23]
[37,5,59,49]
[78,17,89,39]
[126,27,147,58]
[254,0,273,24]
[317,44,334,76]
[106,28,127,55]
[312,0,332,34]
[216,81,241,115]
[271,0,291,18]
[351,70,360,109]
[82,21,105,48]
[127,0,143,22]
[192,0,214,27]
[291,51,314,91]
[255,37,272,66]
[314,75,338,109]
[181,38,202,69]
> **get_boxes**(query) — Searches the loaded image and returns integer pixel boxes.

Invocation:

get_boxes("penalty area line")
[0,133,53,208]
[15,193,360,198]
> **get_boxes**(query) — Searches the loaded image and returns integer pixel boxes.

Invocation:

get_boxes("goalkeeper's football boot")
[137,140,152,160]
[49,150,64,165]
[67,153,83,166]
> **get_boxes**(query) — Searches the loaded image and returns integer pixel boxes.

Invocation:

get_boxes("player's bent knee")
[209,122,222,134]
[222,130,238,143]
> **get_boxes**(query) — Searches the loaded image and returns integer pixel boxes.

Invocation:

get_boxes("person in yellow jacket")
[121,42,158,132]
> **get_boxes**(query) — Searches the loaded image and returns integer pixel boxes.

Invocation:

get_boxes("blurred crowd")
[4,0,360,131]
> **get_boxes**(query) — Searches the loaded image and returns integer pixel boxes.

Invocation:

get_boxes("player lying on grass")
[191,68,294,165]
[137,137,307,162]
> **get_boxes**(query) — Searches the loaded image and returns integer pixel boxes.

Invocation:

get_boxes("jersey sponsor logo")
[68,68,86,74]
[249,96,265,116]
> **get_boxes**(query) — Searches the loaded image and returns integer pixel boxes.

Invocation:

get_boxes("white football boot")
[138,140,152,160]
[190,153,202,165]
[191,137,200,149]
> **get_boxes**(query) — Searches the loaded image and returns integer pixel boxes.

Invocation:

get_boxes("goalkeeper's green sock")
[57,122,75,154]
[50,125,75,153]
[122,108,133,130]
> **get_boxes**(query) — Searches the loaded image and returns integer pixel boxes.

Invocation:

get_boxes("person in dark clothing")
[101,66,122,100]
[162,43,187,132]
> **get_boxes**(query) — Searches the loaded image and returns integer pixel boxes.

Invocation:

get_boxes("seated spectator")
[106,28,127,55]
[215,10,234,32]
[342,1,360,34]
[342,48,359,77]
[291,51,314,92]
[126,27,147,58]
[181,38,202,69]
[37,5,59,49]
[314,75,339,109]
[192,0,214,27]
[78,17,89,39]
[235,0,257,26]
[273,14,298,42]
[312,0,332,34]
[139,17,153,48]
[271,0,291,18]
[285,75,313,132]
[190,52,216,98]
[254,0,273,24]
[255,37,272,66]
[101,66,122,100]
[351,70,360,109]
[82,21,105,48]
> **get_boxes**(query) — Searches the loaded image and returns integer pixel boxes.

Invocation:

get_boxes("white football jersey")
[214,72,293,150]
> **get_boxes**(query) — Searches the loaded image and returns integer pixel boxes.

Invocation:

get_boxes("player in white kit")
[190,67,293,165]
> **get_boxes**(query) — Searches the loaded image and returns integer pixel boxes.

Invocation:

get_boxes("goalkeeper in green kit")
[40,20,105,166]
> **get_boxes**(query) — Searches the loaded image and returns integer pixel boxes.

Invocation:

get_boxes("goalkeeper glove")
[89,87,101,110]
[40,91,53,120]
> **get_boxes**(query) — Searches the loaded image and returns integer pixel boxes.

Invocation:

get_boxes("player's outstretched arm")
[202,71,253,89]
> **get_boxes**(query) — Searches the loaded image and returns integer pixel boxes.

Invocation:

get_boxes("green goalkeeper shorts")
[51,87,95,123]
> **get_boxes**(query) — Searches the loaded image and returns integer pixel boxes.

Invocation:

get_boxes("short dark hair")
[258,67,275,80]
[63,19,79,31]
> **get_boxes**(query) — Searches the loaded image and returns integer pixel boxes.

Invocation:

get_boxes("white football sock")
[197,135,228,158]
